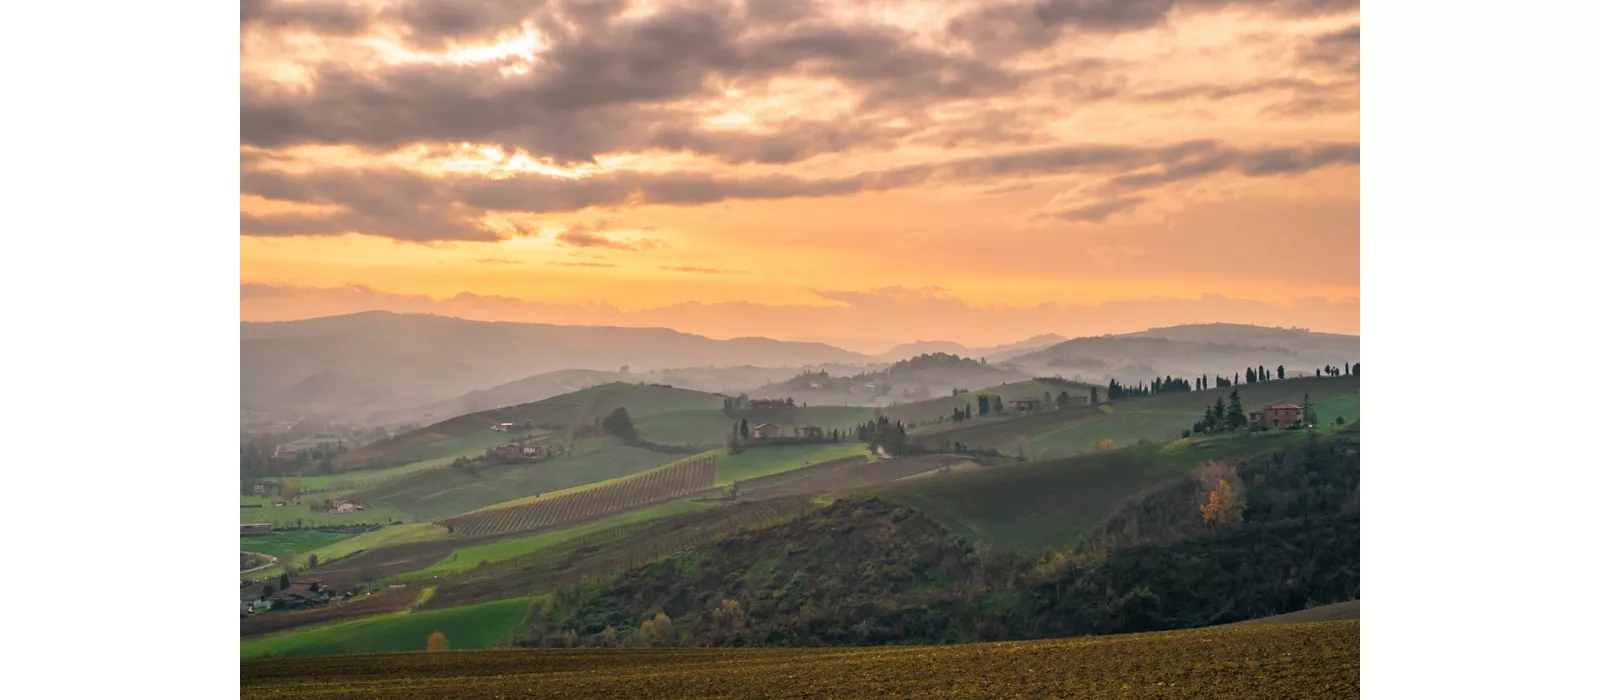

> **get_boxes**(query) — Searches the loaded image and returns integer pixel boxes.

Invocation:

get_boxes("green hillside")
[342,383,726,468]
[635,406,875,445]
[403,499,714,579]
[351,437,683,521]
[876,430,1310,552]
[879,379,1101,426]
[241,597,532,659]
[919,375,1358,459]
[714,443,873,485]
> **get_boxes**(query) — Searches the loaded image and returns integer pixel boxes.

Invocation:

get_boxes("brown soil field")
[241,619,1358,699]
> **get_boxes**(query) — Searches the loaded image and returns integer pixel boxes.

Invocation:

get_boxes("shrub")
[426,631,449,652]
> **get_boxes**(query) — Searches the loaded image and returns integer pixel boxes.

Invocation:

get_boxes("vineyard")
[425,497,813,609]
[439,455,718,538]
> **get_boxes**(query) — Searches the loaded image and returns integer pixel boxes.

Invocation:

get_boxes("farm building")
[1249,402,1305,429]
[1011,398,1044,412]
[486,443,524,460]
[1060,394,1090,406]
[332,502,363,514]
[751,423,783,438]
[794,426,824,439]
[240,523,273,535]
[522,446,540,457]
[270,580,333,610]
[491,422,516,432]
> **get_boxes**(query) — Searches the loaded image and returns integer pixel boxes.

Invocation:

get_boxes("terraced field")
[241,620,1359,699]
[440,455,719,537]
[425,498,814,609]
[352,437,683,521]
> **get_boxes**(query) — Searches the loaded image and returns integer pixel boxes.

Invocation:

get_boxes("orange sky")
[240,0,1359,347]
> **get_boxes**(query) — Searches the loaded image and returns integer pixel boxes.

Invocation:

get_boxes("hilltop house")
[1249,402,1305,429]
[751,423,782,439]
[1011,398,1044,412]
[794,426,824,439]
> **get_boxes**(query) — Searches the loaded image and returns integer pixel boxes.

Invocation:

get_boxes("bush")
[426,631,449,652]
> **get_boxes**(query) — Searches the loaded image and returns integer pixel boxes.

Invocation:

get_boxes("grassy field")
[405,499,713,579]
[635,406,874,445]
[716,443,872,485]
[241,597,533,660]
[244,523,451,580]
[240,531,359,559]
[241,620,1358,698]
[875,430,1309,552]
[917,375,1359,460]
[343,383,726,467]
[879,379,1100,426]
[240,497,410,528]
[351,438,684,521]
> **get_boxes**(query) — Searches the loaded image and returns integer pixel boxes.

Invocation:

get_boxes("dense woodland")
[515,434,1359,648]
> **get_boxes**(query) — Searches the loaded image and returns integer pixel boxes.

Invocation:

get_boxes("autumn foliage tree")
[426,631,449,652]
[1200,479,1244,525]
[1093,438,1115,452]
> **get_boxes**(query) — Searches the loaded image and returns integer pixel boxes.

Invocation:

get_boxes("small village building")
[1250,402,1305,429]
[491,422,516,432]
[1010,398,1044,412]
[487,443,524,460]
[333,502,362,514]
[751,423,782,439]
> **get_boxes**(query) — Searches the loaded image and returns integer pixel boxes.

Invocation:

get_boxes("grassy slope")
[879,379,1100,426]
[405,500,714,578]
[240,597,532,660]
[875,430,1308,552]
[716,444,872,485]
[240,531,357,559]
[919,375,1359,459]
[352,438,683,521]
[344,383,726,467]
[242,620,1359,698]
[1229,600,1360,627]
[635,406,875,445]
[245,523,451,580]
[240,498,409,528]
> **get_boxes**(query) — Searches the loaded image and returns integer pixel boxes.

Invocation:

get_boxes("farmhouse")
[751,423,782,439]
[270,580,333,610]
[491,422,516,432]
[794,426,824,439]
[1010,398,1044,412]
[240,523,273,535]
[1250,402,1305,429]
[332,502,362,514]
[487,443,524,460]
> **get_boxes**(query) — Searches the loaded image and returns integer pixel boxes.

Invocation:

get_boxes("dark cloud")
[242,2,1030,164]
[384,0,552,49]
[1300,24,1359,74]
[241,140,1358,240]
[241,0,374,35]
[946,0,1359,56]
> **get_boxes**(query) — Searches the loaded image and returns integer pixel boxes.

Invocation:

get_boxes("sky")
[239,0,1359,350]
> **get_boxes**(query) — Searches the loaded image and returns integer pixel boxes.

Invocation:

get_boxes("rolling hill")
[1002,323,1359,385]
[242,311,871,424]
[916,374,1359,459]
[340,382,727,468]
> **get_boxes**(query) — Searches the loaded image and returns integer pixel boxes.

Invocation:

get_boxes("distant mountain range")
[242,313,1358,430]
